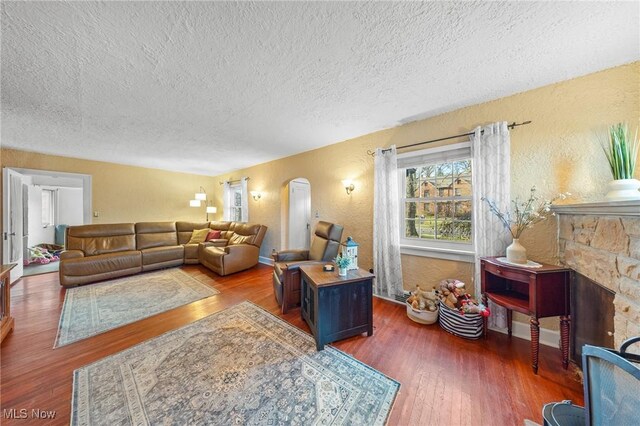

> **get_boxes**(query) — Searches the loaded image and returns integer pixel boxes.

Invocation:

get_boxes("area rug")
[55,268,219,348]
[71,301,399,425]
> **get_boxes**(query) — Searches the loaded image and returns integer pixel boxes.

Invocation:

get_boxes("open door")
[2,168,25,283]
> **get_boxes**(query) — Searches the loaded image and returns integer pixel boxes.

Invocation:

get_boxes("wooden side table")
[299,264,374,351]
[1,263,17,344]
[480,257,571,374]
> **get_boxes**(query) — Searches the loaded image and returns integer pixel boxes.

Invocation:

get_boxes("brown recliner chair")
[272,221,344,313]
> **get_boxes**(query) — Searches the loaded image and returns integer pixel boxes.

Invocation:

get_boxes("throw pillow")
[205,230,222,241]
[187,229,210,244]
[229,234,252,245]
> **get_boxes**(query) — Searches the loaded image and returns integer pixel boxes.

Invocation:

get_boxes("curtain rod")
[367,121,531,156]
[219,177,250,185]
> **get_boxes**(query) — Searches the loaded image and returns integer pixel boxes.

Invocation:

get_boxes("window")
[397,142,474,262]
[230,184,242,221]
[41,189,55,227]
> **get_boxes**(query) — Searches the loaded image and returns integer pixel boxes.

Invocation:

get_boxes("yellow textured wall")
[213,62,639,308]
[0,149,215,225]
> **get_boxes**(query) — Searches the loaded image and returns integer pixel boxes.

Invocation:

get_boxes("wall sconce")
[250,191,262,201]
[342,179,355,195]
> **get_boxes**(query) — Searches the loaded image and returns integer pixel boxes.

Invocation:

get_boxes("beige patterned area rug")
[71,301,399,425]
[55,268,219,348]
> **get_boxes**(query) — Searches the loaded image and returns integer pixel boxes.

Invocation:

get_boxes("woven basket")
[438,301,484,339]
[406,302,438,324]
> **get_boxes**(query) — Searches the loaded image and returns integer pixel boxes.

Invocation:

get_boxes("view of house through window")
[231,184,242,221]
[41,188,55,227]
[402,160,472,242]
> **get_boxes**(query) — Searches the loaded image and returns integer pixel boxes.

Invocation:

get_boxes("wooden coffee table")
[299,264,374,351]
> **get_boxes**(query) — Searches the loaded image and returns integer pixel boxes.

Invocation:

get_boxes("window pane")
[453,160,472,179]
[42,190,53,227]
[435,201,454,240]
[233,190,242,207]
[233,207,242,222]
[405,219,418,238]
[405,202,417,220]
[454,201,472,220]
[400,157,473,244]
[405,169,419,198]
[418,202,435,238]
[454,221,472,242]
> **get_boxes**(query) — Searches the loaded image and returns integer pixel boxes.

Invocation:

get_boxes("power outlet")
[93,211,99,217]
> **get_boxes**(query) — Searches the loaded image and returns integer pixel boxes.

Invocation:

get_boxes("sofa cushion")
[183,243,200,260]
[60,251,142,276]
[66,223,136,256]
[229,234,252,245]
[187,229,210,244]
[141,245,184,265]
[176,222,211,245]
[228,223,267,247]
[206,230,222,241]
[135,222,178,250]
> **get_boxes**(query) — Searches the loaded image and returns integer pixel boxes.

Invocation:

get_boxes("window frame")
[41,188,56,228]
[397,142,475,263]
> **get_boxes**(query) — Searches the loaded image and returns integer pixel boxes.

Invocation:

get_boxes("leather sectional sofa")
[60,221,267,287]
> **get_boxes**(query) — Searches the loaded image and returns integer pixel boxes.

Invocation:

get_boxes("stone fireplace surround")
[554,200,640,349]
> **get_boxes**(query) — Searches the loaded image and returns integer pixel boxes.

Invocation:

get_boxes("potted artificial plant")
[602,123,640,200]
[334,254,350,277]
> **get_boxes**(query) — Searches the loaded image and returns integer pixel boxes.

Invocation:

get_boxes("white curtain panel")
[471,121,512,329]
[373,145,403,298]
[241,177,249,222]
[222,181,232,221]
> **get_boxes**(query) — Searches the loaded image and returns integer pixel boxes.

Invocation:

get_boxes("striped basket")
[438,301,484,339]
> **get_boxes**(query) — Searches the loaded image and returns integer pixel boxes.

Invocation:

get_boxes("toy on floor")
[25,246,60,265]
[406,285,438,312]
[436,279,490,317]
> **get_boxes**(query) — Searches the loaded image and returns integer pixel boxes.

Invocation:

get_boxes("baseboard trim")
[258,256,274,266]
[489,321,560,349]
[373,294,405,306]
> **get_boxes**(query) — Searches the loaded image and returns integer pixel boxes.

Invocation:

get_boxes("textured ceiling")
[2,1,639,176]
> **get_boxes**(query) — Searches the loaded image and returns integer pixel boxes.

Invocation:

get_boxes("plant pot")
[338,267,347,277]
[506,238,527,264]
[605,179,640,201]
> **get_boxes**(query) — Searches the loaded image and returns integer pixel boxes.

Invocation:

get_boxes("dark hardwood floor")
[0,264,583,425]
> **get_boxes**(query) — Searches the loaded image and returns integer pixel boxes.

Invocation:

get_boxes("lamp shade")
[195,192,207,201]
[189,199,201,207]
[206,206,217,214]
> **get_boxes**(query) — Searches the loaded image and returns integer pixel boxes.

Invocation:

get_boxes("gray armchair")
[272,221,344,313]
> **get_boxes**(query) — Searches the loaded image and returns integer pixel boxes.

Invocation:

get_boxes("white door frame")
[8,167,92,225]
[2,168,26,283]
[287,178,311,250]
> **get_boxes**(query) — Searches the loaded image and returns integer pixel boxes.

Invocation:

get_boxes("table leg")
[530,317,540,374]
[507,309,513,337]
[482,293,488,338]
[560,315,570,369]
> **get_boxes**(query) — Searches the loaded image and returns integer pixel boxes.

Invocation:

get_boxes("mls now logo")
[3,409,56,419]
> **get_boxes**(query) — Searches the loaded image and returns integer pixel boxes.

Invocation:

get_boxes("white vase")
[506,239,527,264]
[605,179,640,201]
[339,267,347,277]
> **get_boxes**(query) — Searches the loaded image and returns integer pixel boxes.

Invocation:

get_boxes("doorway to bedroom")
[2,168,91,280]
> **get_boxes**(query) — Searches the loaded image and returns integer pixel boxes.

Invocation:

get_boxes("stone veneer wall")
[559,215,640,348]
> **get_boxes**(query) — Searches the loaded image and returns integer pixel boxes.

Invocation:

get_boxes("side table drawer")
[484,261,530,283]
